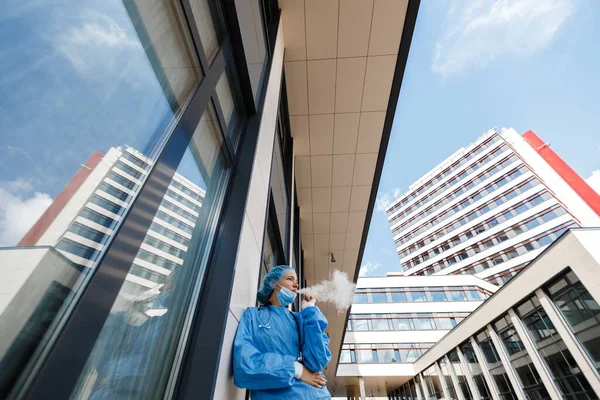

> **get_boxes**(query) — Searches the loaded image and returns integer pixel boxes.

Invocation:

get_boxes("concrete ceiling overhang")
[280,0,420,395]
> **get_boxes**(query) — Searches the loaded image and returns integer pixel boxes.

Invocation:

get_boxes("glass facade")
[0,0,276,398]
[460,340,493,400]
[517,296,597,399]
[476,330,518,400]
[424,364,445,399]
[353,286,489,304]
[494,314,549,399]
[340,343,433,364]
[439,358,458,399]
[546,270,600,372]
[449,349,473,400]
[347,312,469,332]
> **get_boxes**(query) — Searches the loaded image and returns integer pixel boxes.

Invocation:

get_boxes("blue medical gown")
[233,305,332,399]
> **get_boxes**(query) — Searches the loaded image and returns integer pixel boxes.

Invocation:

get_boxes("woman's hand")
[303,294,315,302]
[299,366,327,388]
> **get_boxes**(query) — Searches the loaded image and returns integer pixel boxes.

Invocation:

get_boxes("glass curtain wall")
[459,341,493,400]
[438,358,458,399]
[449,349,473,400]
[0,0,260,398]
[517,296,597,399]
[475,330,518,400]
[494,315,549,399]
[424,364,444,399]
[546,270,600,372]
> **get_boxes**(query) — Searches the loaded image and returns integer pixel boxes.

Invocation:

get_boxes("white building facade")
[386,128,600,285]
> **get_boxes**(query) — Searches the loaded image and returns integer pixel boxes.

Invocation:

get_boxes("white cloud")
[359,261,382,277]
[586,170,600,195]
[432,0,578,76]
[0,179,53,247]
[54,11,142,77]
[375,187,403,213]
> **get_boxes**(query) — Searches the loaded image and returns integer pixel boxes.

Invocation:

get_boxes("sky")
[359,0,600,278]
[0,1,207,246]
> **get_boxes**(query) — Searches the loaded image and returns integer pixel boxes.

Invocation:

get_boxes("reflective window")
[424,365,444,399]
[517,296,597,399]
[235,0,267,101]
[476,330,518,400]
[270,133,289,253]
[547,270,600,372]
[439,358,458,400]
[494,314,549,399]
[68,104,231,399]
[460,341,492,400]
[449,350,473,400]
[0,0,206,391]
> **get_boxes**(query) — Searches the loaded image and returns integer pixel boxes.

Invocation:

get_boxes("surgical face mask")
[276,284,297,307]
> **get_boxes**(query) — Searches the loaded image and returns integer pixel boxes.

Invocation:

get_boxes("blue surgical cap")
[256,265,294,304]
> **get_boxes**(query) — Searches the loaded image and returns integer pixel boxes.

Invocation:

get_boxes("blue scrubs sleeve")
[300,306,331,373]
[233,309,297,390]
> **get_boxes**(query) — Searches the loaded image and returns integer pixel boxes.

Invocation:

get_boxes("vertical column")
[435,361,452,400]
[470,336,501,400]
[419,373,431,399]
[486,324,526,400]
[507,308,562,399]
[414,377,424,400]
[444,355,466,400]
[358,377,367,400]
[536,289,600,395]
[456,345,481,400]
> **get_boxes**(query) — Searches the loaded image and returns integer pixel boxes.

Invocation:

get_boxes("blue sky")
[0,1,203,246]
[360,0,600,277]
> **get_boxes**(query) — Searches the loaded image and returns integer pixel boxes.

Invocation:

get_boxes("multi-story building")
[386,128,600,285]
[6,146,205,303]
[337,129,600,398]
[395,228,600,400]
[336,275,498,397]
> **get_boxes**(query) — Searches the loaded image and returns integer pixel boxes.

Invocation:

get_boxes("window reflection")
[0,1,203,395]
[70,104,230,399]
[546,270,600,373]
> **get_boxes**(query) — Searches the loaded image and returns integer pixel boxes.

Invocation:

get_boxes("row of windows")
[485,263,528,286]
[415,206,567,275]
[106,171,137,190]
[400,271,599,400]
[402,190,551,265]
[391,154,520,235]
[148,222,190,247]
[67,222,108,244]
[56,238,101,261]
[166,188,202,212]
[160,199,198,224]
[122,151,149,169]
[354,286,489,304]
[388,144,510,225]
[449,222,577,276]
[394,166,530,246]
[98,182,130,202]
[170,179,203,199]
[340,343,434,364]
[347,312,470,332]
[80,208,116,229]
[398,180,543,259]
[136,248,178,271]
[143,236,186,259]
[114,159,144,180]
[129,264,167,284]
[90,194,122,215]
[155,210,194,235]
[387,135,503,215]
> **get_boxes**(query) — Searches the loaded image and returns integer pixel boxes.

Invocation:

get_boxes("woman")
[233,265,332,399]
